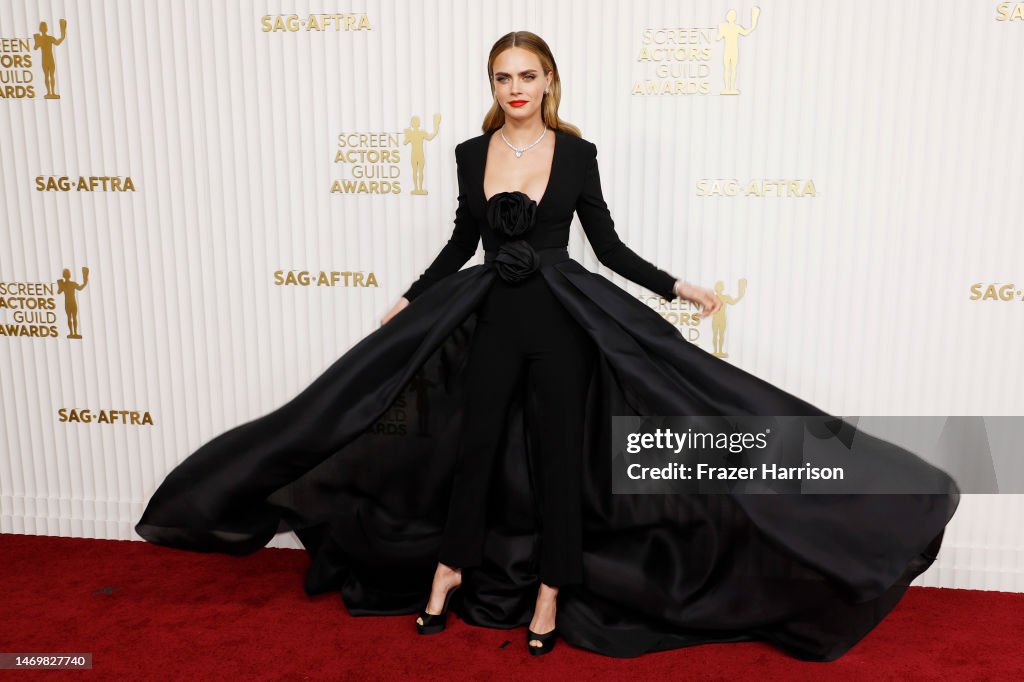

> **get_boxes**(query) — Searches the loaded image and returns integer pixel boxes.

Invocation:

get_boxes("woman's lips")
[509,100,528,107]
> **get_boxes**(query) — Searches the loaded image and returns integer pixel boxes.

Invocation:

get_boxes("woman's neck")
[500,118,547,146]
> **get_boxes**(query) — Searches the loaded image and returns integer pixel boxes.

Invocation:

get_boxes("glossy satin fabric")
[136,255,960,661]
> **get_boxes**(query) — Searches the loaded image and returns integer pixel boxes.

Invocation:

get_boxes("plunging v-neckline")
[481,127,559,211]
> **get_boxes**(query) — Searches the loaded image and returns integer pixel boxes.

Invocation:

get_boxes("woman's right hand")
[380,297,410,326]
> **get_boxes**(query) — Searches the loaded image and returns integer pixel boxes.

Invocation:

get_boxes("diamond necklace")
[499,125,548,158]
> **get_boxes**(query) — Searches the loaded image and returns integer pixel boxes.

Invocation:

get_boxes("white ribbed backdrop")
[1,1,1021,592]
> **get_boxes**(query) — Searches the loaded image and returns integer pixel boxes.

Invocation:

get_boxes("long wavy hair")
[481,31,582,138]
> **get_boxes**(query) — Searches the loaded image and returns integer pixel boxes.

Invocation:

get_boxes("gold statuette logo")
[33,18,67,99]
[717,8,760,95]
[332,115,443,196]
[0,18,69,100]
[634,7,761,97]
[57,266,89,339]
[642,277,747,355]
[404,114,442,195]
[710,278,747,358]
[0,267,92,340]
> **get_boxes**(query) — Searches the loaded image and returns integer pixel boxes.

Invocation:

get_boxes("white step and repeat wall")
[1,1,1022,591]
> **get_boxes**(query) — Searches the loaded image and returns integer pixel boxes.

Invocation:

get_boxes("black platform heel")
[526,627,558,656]
[415,583,462,635]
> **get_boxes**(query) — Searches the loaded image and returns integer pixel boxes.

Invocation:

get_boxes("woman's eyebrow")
[494,69,538,77]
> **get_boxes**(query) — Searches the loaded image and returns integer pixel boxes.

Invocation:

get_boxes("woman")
[136,31,960,661]
[391,37,722,653]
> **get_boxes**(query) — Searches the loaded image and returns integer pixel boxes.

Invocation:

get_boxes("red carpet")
[1,533,1020,681]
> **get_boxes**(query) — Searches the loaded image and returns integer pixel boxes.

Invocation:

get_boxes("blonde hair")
[481,31,582,138]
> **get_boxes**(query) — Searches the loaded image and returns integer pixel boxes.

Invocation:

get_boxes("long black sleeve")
[575,141,679,302]
[402,143,480,301]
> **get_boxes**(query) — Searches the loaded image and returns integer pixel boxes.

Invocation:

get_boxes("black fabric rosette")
[493,239,540,284]
[486,191,537,239]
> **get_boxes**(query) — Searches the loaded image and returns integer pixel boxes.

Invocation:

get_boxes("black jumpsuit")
[402,129,679,587]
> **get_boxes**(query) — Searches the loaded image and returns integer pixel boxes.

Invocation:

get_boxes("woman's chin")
[504,107,535,119]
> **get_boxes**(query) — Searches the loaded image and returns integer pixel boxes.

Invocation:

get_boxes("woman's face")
[491,47,551,123]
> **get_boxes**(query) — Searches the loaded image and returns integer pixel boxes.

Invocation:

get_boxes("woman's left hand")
[674,280,722,320]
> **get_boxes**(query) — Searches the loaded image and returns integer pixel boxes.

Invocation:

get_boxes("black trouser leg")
[525,291,596,587]
[437,306,524,569]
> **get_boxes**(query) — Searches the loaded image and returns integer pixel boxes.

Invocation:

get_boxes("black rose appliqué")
[493,240,540,284]
[486,191,537,239]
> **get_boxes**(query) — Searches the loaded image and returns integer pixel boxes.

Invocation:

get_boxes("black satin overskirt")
[135,259,960,661]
